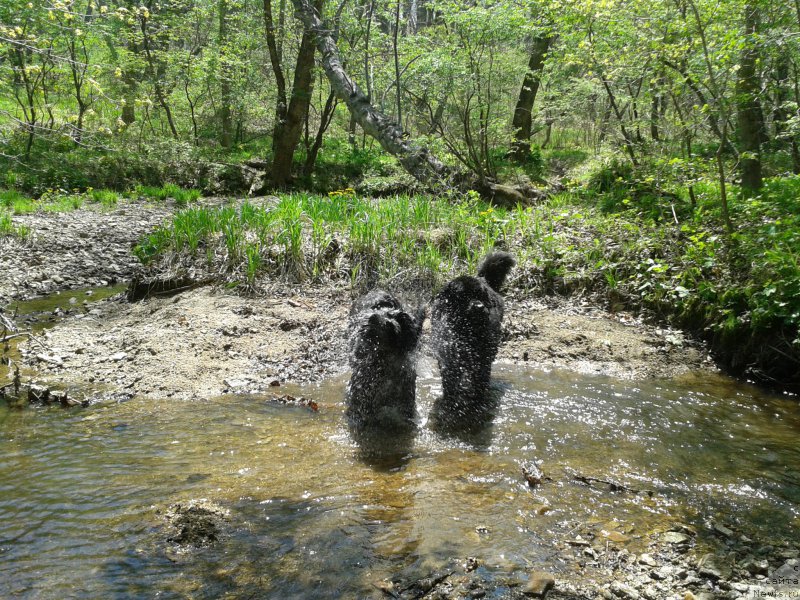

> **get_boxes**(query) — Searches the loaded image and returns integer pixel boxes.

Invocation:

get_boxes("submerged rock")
[661,531,692,545]
[523,571,555,597]
[163,500,230,548]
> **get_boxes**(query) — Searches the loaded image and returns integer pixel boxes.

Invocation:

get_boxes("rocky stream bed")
[2,201,798,599]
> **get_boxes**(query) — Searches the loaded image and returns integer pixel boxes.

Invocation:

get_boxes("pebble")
[639,554,658,567]
[0,203,173,304]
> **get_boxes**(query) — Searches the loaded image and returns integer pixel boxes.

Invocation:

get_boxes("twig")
[0,313,16,332]
[566,467,653,496]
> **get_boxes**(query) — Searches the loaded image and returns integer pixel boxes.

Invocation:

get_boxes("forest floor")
[8,201,798,600]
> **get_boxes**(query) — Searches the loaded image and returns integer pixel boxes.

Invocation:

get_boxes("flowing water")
[1,358,799,598]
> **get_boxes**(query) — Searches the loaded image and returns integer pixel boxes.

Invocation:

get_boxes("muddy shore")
[7,203,798,600]
[2,202,714,401]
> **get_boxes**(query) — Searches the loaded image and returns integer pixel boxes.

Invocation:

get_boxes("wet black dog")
[430,251,515,430]
[346,290,424,431]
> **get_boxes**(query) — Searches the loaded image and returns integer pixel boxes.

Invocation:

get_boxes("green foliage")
[544,174,800,385]
[0,213,15,237]
[308,140,399,191]
[0,210,30,239]
[0,189,29,210]
[134,191,511,287]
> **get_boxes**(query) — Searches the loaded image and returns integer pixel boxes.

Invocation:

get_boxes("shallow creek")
[1,355,799,598]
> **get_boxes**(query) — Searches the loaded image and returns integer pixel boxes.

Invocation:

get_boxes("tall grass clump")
[135,183,201,206]
[134,191,519,288]
[0,213,30,238]
[89,188,120,207]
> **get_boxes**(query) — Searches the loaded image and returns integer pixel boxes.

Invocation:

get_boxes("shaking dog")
[430,251,515,429]
[346,290,424,431]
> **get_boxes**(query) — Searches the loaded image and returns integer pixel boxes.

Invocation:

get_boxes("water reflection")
[348,424,416,471]
[1,364,799,597]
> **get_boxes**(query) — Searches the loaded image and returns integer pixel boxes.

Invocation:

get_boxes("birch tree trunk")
[290,0,451,186]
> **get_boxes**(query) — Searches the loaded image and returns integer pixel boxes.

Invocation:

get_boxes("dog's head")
[348,292,424,361]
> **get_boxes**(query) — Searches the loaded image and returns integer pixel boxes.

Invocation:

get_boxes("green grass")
[135,183,201,206]
[0,212,31,238]
[1,189,39,214]
[89,188,120,207]
[134,191,514,287]
[134,176,800,388]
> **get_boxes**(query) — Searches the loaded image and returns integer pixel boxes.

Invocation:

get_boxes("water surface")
[1,362,799,598]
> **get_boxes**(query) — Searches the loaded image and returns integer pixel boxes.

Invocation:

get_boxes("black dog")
[430,251,515,430]
[346,290,424,431]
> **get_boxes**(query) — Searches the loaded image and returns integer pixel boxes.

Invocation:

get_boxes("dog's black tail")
[477,251,515,292]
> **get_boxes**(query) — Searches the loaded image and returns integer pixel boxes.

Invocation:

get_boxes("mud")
[12,282,715,403]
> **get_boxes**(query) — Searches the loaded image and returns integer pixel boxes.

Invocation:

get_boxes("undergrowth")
[135,183,201,206]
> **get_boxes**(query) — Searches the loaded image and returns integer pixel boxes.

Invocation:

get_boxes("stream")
[2,355,799,598]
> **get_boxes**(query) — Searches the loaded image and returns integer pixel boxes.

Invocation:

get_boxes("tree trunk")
[304,89,337,177]
[271,0,320,186]
[510,35,552,162]
[264,0,288,155]
[289,0,450,185]
[219,0,233,148]
[140,17,179,139]
[736,3,764,193]
[393,0,403,127]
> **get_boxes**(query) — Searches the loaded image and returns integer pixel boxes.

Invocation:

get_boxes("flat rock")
[638,553,657,567]
[609,581,640,599]
[697,552,732,581]
[523,571,555,598]
[661,531,691,545]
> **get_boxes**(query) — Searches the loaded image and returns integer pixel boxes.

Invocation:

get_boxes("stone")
[609,581,640,599]
[713,523,734,538]
[639,553,658,567]
[109,352,128,362]
[698,552,732,581]
[602,529,630,543]
[28,384,51,403]
[523,571,555,598]
[771,558,800,584]
[741,558,769,575]
[661,531,691,545]
[49,390,73,406]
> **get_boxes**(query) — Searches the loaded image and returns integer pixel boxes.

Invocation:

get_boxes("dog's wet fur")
[430,251,515,430]
[345,290,424,431]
